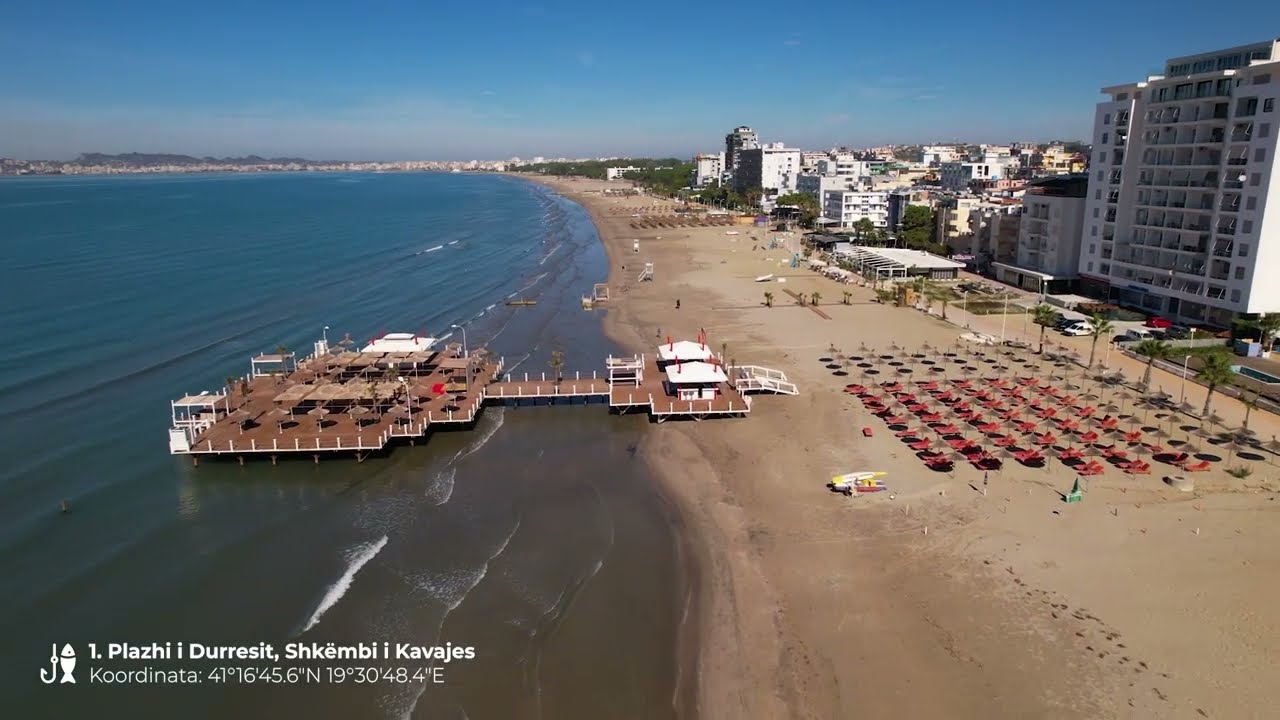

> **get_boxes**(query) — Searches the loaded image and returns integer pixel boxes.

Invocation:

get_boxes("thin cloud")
[480,90,496,96]
[783,39,802,47]
[576,50,595,67]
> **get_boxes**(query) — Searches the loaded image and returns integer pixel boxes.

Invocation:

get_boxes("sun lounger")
[862,427,873,437]
[1182,460,1211,472]
[1121,461,1152,475]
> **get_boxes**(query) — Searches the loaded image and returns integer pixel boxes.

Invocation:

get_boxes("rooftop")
[845,246,966,271]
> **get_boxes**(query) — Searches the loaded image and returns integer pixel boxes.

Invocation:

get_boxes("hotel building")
[1079,40,1280,326]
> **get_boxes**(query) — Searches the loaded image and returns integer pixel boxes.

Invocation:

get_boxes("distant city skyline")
[2,1,1279,160]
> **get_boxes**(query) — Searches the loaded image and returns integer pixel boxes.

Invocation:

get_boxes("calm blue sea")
[0,172,683,719]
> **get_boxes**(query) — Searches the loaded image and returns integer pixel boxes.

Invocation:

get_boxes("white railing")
[487,382,607,398]
[734,364,789,382]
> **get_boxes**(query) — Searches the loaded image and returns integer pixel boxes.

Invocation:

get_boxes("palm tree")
[1133,338,1173,388]
[810,291,822,306]
[1032,304,1057,354]
[1242,389,1259,430]
[842,290,852,305]
[763,291,774,308]
[1253,313,1280,352]
[1195,352,1235,416]
[549,349,565,384]
[224,375,239,401]
[1086,313,1114,368]
[925,281,951,320]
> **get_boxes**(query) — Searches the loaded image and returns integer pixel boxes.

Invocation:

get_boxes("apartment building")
[887,188,930,231]
[724,126,759,177]
[819,190,889,229]
[935,195,984,251]
[733,143,802,202]
[940,160,1012,191]
[693,152,724,187]
[967,205,1023,274]
[1079,40,1280,327]
[994,174,1088,292]
[920,145,958,166]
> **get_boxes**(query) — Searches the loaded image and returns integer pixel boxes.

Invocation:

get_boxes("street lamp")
[398,376,411,428]
[323,325,329,345]
[451,323,470,394]
[450,324,468,359]
[1179,354,1192,404]
[1103,328,1115,368]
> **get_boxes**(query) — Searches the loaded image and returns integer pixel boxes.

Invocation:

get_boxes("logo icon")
[40,644,76,684]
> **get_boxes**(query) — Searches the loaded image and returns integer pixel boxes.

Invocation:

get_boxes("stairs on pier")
[732,365,799,395]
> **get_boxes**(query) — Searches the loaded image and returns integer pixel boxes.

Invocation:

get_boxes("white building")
[1078,39,1280,327]
[694,152,724,187]
[993,175,1088,292]
[940,160,1011,190]
[733,143,801,202]
[606,166,639,180]
[920,145,958,166]
[820,190,889,229]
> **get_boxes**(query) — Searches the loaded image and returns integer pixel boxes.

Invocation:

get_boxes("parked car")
[1061,321,1094,336]
[1145,316,1173,329]
[1115,328,1154,343]
[1163,325,1192,339]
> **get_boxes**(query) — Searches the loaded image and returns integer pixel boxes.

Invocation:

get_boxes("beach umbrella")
[1223,432,1252,465]
[347,404,371,427]
[307,406,330,432]
[1266,435,1280,466]
[269,406,292,433]
[1204,412,1225,432]
[228,408,251,434]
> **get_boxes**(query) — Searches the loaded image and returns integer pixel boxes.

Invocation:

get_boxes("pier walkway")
[169,333,794,462]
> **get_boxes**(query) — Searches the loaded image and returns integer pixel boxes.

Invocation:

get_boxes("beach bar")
[168,330,798,462]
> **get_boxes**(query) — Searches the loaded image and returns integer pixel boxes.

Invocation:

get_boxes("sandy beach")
[523,175,1280,720]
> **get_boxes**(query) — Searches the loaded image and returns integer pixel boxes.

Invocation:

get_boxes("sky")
[2,1,1279,161]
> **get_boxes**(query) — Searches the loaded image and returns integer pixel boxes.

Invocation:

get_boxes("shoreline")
[515,173,1280,719]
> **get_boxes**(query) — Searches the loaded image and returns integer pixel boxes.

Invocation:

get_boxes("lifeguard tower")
[638,262,654,282]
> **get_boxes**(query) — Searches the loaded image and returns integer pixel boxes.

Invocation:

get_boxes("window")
[1256,73,1273,85]
[1093,207,1100,218]
[1237,97,1259,116]
[1255,148,1267,162]
[1235,266,1246,280]
[1247,196,1258,210]
[1101,132,1109,144]
[1266,98,1275,113]
[1243,220,1253,234]
[1250,173,1261,187]
[1231,289,1242,303]
[1095,189,1102,200]
[1263,123,1273,138]
[1089,244,1096,254]
[1097,170,1104,181]
[1103,113,1111,125]
[1239,243,1250,257]
[1087,262,1094,272]
[1091,225,1098,236]
[1117,93,1128,101]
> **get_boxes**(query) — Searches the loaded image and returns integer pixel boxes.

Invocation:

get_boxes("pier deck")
[170,335,784,461]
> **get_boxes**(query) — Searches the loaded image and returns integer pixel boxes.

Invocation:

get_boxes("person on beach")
[675,299,681,310]
[983,471,989,488]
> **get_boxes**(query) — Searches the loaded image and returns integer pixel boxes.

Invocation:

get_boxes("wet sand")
[523,174,1280,720]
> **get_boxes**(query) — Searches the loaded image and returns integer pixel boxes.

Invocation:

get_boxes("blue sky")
[2,1,1279,160]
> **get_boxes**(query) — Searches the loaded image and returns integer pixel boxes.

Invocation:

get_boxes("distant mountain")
[74,152,318,166]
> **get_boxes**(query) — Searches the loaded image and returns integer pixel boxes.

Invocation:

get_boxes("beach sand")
[524,175,1280,719]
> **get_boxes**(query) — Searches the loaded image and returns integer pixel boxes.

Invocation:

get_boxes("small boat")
[755,274,774,282]
[828,471,888,496]
[505,299,537,307]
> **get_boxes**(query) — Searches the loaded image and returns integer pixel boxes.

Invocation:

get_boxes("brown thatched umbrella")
[228,408,251,434]
[347,404,371,427]
[1266,435,1280,466]
[307,406,330,431]
[268,406,292,434]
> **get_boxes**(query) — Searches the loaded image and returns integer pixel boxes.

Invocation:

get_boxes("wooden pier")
[169,333,793,462]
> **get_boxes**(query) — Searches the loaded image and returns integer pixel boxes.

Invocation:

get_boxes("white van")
[1060,320,1094,336]
[1115,328,1153,343]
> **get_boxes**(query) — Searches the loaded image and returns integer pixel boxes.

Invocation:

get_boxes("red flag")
[668,336,673,351]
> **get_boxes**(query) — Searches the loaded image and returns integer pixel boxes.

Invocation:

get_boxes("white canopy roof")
[662,360,728,384]
[657,340,713,362]
[361,332,438,353]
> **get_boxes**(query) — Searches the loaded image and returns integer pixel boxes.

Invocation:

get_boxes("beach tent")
[657,340,714,362]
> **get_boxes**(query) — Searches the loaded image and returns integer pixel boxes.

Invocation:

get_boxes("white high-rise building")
[733,143,801,202]
[820,190,889,229]
[694,152,725,187]
[1080,40,1280,327]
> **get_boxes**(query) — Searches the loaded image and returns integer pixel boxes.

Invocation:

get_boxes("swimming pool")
[1231,364,1280,385]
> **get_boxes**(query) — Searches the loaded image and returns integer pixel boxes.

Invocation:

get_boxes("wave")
[300,535,388,633]
[424,467,455,506]
[420,245,444,254]
[447,240,460,246]
[452,407,504,463]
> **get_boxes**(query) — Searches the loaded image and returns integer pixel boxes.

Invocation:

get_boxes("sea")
[0,172,686,719]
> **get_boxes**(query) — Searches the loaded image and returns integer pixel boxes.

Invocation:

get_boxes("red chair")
[1183,460,1211,472]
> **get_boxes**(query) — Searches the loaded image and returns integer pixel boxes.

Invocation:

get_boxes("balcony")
[1217,225,1237,236]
